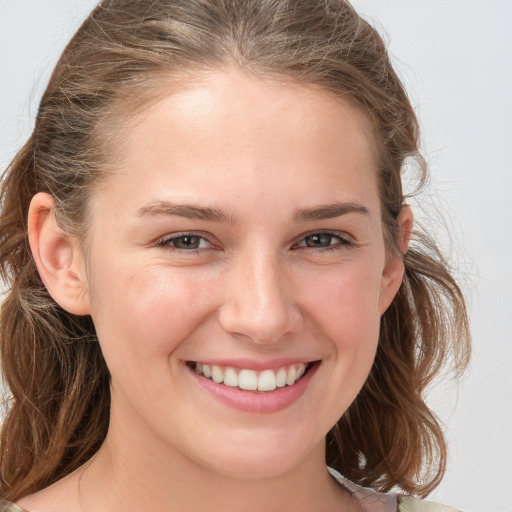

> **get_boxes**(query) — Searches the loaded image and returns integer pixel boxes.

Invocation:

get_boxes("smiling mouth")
[186,361,315,392]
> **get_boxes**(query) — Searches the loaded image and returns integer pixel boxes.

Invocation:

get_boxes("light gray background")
[1,1,511,511]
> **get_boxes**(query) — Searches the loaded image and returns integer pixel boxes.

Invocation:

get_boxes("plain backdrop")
[1,2,511,511]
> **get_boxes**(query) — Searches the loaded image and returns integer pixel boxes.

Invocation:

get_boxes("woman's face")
[82,70,405,477]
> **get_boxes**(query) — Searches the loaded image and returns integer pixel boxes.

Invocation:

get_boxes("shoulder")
[327,467,463,512]
[328,467,397,511]
[398,496,462,512]
[0,501,27,512]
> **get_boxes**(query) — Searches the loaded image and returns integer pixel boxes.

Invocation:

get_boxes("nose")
[218,249,301,344]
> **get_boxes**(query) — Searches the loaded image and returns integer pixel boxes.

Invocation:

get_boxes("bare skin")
[22,69,410,512]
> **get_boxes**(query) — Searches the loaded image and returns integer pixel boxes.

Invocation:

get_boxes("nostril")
[218,305,301,345]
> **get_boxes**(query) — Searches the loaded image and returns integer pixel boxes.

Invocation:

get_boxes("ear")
[378,206,413,314]
[28,192,91,316]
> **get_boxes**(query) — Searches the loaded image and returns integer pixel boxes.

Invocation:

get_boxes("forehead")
[92,69,380,217]
[126,70,376,158]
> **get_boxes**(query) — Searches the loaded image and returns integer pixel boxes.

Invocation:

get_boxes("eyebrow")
[137,201,236,224]
[293,202,370,222]
[137,200,370,223]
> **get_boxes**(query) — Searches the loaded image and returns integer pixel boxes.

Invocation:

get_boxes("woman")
[0,1,470,511]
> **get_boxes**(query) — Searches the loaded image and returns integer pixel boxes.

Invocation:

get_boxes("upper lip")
[186,358,319,371]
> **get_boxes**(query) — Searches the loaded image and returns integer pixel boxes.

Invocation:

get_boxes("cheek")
[287,266,382,432]
[300,262,383,339]
[88,263,218,370]
[299,262,382,396]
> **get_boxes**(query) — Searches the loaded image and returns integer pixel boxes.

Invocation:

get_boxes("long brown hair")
[0,0,470,501]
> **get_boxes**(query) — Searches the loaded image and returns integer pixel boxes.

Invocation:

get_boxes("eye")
[294,231,352,250]
[157,233,213,251]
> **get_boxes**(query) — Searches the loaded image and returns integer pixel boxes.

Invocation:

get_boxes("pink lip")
[186,361,320,414]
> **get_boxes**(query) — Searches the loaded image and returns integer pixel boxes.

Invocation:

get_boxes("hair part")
[0,0,469,501]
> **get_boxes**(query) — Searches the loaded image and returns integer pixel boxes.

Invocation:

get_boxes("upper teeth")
[194,362,307,392]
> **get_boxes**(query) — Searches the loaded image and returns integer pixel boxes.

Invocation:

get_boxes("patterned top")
[329,468,461,512]
[0,470,462,512]
[0,503,24,512]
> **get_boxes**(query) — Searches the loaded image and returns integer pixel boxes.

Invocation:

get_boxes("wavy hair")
[0,0,469,501]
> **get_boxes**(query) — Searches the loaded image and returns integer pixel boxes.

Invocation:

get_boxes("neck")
[79,422,354,512]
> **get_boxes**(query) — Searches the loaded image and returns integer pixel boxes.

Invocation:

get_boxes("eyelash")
[156,232,215,253]
[156,230,354,254]
[293,230,354,252]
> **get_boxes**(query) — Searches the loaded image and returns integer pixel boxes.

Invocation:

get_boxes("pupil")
[307,234,331,247]
[175,236,199,249]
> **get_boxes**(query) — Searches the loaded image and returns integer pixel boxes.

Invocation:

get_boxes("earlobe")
[378,206,414,314]
[28,192,91,316]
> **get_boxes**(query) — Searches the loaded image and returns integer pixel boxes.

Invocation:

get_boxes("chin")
[200,453,306,480]
[189,428,321,479]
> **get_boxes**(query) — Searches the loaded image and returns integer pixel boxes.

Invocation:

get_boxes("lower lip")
[186,362,320,414]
